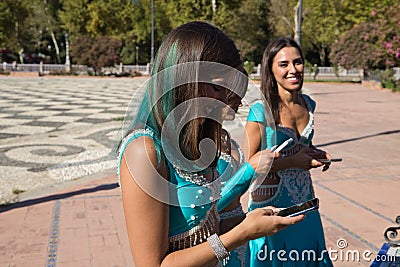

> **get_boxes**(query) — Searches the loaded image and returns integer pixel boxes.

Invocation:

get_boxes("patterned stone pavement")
[0,76,147,204]
[0,76,266,205]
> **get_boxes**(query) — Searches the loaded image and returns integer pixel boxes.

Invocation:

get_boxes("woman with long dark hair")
[243,37,333,266]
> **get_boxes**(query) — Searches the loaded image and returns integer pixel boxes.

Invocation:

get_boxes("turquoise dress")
[118,127,256,266]
[217,137,250,267]
[247,95,333,267]
[117,128,221,253]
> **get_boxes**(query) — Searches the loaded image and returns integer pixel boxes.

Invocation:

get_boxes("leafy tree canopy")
[330,1,400,70]
[0,0,398,69]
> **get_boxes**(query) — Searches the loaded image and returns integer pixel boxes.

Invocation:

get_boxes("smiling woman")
[243,37,334,267]
[272,46,304,92]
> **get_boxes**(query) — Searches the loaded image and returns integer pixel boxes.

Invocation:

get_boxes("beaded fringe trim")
[254,185,278,198]
[169,203,219,251]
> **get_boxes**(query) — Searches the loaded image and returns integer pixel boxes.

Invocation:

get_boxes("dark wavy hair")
[260,37,304,125]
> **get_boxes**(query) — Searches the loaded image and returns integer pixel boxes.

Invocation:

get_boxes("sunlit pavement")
[0,77,399,266]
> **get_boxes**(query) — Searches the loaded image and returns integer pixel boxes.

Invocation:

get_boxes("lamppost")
[65,33,71,73]
[136,45,139,72]
[150,0,154,68]
[295,0,303,46]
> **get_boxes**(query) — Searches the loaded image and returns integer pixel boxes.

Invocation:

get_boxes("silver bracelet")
[207,233,230,263]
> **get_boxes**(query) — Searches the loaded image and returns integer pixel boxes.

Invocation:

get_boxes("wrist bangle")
[207,233,230,263]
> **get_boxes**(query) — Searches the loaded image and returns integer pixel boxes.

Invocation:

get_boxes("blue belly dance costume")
[217,134,250,267]
[247,95,333,267]
[118,128,221,254]
[118,127,257,266]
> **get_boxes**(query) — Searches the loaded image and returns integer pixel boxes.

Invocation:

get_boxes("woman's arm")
[242,121,263,161]
[121,136,303,267]
[120,137,223,267]
[120,136,170,266]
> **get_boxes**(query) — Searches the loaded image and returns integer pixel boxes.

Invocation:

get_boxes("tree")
[330,22,385,71]
[330,1,400,70]
[266,0,394,66]
[70,35,122,75]
[59,0,91,38]
[301,0,342,66]
[129,0,172,64]
[25,0,64,63]
[213,0,270,63]
[0,0,30,57]
[85,0,135,39]
[163,0,213,29]
[266,0,297,37]
[373,3,400,68]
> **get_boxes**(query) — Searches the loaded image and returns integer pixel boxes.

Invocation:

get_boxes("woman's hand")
[238,207,304,240]
[292,147,324,170]
[308,147,332,172]
[248,149,279,175]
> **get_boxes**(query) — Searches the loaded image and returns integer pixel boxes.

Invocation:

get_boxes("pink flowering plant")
[330,3,400,91]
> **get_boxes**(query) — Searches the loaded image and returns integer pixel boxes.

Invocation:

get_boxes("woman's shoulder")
[300,93,316,112]
[248,100,267,123]
[250,100,265,110]
[123,135,160,167]
[118,128,162,167]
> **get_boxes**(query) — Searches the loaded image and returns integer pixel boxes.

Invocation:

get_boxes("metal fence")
[1,63,151,76]
[2,63,398,82]
[250,64,365,81]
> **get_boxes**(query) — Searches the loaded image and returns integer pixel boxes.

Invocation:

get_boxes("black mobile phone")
[277,198,319,217]
[317,158,342,163]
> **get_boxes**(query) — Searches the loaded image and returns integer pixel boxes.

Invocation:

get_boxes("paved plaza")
[0,76,147,204]
[0,76,399,266]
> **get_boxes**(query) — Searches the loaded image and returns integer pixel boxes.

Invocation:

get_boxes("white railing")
[304,66,363,77]
[251,64,364,81]
[2,63,151,75]
[121,64,150,74]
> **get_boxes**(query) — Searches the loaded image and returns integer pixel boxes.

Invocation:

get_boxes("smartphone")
[277,198,319,217]
[271,138,294,153]
[317,158,342,163]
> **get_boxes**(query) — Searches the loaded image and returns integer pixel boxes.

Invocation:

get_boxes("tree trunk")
[50,32,61,63]
[294,2,299,43]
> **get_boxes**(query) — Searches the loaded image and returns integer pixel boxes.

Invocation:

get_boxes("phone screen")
[317,158,342,163]
[277,198,319,217]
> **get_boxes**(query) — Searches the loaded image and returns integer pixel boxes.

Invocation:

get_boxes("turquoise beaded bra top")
[117,127,221,252]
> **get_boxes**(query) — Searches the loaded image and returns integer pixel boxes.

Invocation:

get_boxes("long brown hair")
[260,37,304,125]
[149,21,244,166]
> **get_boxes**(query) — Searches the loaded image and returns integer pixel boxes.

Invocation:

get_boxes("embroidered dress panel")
[217,136,250,267]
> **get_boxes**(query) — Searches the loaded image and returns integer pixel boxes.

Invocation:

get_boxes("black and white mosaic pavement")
[0,76,264,204]
[0,76,147,203]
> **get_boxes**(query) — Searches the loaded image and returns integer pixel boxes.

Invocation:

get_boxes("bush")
[0,69,10,75]
[70,35,122,76]
[49,69,72,76]
[244,61,255,75]
[380,69,400,92]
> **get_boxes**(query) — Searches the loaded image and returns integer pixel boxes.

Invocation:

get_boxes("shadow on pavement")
[0,183,119,213]
[316,129,400,147]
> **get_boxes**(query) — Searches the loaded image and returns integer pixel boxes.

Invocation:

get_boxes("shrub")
[380,69,400,92]
[244,61,255,75]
